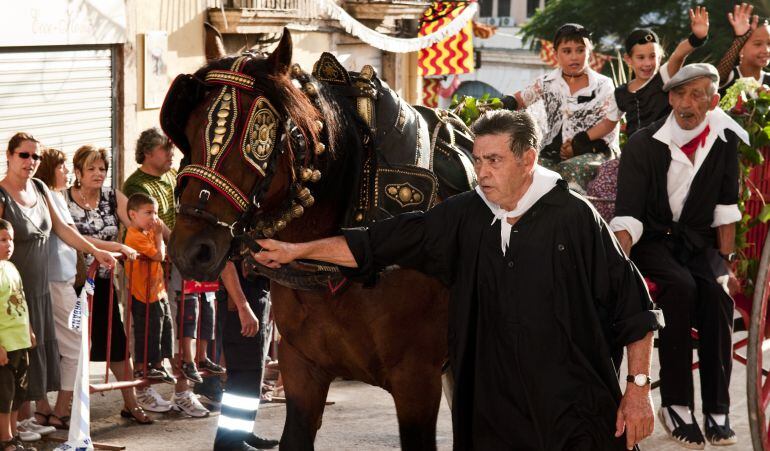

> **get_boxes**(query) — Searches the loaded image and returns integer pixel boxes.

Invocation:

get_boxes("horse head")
[165,29,345,281]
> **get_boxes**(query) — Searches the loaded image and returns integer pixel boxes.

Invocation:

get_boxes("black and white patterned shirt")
[520,68,621,154]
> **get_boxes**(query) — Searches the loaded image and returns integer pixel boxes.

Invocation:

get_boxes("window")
[527,0,540,17]
[479,0,492,17]
[498,0,510,17]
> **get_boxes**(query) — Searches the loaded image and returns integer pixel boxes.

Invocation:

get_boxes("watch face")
[634,374,648,386]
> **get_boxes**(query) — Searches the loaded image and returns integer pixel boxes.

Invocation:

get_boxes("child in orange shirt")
[124,193,175,386]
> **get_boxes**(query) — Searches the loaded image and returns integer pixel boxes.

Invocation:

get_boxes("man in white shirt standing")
[612,63,749,449]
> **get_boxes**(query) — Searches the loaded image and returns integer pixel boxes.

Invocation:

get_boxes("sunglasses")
[16,152,42,161]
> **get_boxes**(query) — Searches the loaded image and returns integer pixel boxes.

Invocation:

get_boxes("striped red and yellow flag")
[422,78,441,107]
[418,1,475,77]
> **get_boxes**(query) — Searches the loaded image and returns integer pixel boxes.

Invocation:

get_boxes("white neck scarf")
[475,165,562,254]
[661,108,750,149]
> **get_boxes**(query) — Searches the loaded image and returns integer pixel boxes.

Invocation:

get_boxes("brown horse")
[166,30,473,450]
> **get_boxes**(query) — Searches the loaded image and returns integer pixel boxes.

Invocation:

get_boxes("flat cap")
[662,63,719,92]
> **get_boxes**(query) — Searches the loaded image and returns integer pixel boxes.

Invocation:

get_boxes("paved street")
[35,330,753,450]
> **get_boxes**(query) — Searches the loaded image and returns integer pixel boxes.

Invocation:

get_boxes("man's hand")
[728,3,758,36]
[237,302,260,337]
[560,140,574,160]
[616,385,654,449]
[690,6,709,39]
[0,345,7,366]
[252,239,300,269]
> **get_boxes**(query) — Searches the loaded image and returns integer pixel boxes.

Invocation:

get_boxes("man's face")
[668,77,719,130]
[472,133,535,209]
[144,144,174,174]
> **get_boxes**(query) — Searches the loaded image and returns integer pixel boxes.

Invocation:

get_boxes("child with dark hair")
[0,219,36,451]
[124,193,175,396]
[717,3,770,96]
[587,8,709,221]
[616,7,709,137]
[501,23,620,193]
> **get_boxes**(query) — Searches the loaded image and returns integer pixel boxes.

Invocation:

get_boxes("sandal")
[1,439,17,451]
[32,412,50,426]
[120,407,154,425]
[48,414,70,430]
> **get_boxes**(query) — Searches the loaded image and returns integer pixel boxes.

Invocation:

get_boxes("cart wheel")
[748,232,770,450]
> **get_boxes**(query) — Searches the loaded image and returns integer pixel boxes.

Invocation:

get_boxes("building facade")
[1,0,426,185]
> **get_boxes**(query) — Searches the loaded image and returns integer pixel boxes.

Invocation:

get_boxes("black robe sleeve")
[576,199,663,348]
[614,132,650,222]
[718,132,739,206]
[340,195,464,285]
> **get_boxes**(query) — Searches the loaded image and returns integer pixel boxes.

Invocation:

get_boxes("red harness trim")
[178,164,251,212]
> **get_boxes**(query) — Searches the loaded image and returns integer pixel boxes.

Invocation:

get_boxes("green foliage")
[520,0,770,71]
[723,83,770,290]
[450,94,504,126]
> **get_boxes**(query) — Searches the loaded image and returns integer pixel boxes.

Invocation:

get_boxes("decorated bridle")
[172,55,327,249]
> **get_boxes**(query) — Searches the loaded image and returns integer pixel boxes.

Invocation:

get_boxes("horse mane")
[193,55,342,169]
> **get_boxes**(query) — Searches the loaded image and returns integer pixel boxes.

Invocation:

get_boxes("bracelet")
[688,33,708,48]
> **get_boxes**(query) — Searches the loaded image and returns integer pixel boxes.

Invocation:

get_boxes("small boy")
[124,193,175,385]
[0,219,36,451]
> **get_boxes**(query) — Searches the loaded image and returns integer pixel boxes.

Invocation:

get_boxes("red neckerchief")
[679,124,710,157]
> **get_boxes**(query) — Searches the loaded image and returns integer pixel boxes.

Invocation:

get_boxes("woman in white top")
[501,23,621,193]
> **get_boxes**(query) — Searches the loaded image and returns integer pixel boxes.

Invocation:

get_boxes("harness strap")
[177,164,250,212]
[205,70,256,91]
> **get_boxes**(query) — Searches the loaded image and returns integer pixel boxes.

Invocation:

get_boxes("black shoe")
[199,358,226,375]
[146,367,176,385]
[244,433,278,449]
[182,362,204,384]
[659,406,705,449]
[704,414,738,446]
[213,440,258,451]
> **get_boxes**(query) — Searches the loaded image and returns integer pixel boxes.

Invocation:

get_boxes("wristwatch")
[720,252,737,263]
[626,374,652,387]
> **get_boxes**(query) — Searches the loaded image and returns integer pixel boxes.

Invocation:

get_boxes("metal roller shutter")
[0,47,114,184]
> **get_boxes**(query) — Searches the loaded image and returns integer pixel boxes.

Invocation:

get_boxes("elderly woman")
[0,134,117,439]
[33,148,138,430]
[64,145,152,424]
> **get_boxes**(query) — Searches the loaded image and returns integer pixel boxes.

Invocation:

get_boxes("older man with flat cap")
[611,63,749,449]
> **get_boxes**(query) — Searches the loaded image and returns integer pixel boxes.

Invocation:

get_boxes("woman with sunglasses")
[0,133,117,440]
[502,23,621,193]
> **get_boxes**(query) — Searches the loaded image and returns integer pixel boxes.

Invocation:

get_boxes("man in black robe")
[611,63,749,448]
[254,110,663,450]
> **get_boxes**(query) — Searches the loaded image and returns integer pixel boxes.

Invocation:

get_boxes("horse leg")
[390,366,442,451]
[279,341,332,451]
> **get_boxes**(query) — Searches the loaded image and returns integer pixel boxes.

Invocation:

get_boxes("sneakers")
[659,406,705,450]
[181,361,204,384]
[18,418,55,436]
[136,386,173,413]
[15,429,41,442]
[172,391,210,418]
[198,358,226,375]
[704,414,738,446]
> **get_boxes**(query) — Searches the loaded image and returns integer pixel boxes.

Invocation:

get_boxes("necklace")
[562,71,587,82]
[78,188,98,209]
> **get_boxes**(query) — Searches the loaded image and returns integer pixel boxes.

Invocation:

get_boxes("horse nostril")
[192,242,214,265]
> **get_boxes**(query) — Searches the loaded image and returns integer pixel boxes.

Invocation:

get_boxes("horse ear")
[268,28,293,75]
[204,22,226,62]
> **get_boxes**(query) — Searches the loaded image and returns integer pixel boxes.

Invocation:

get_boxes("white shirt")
[520,68,621,151]
[610,109,750,244]
[476,165,561,253]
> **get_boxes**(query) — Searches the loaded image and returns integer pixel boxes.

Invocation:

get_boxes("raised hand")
[690,6,709,39]
[728,3,758,37]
